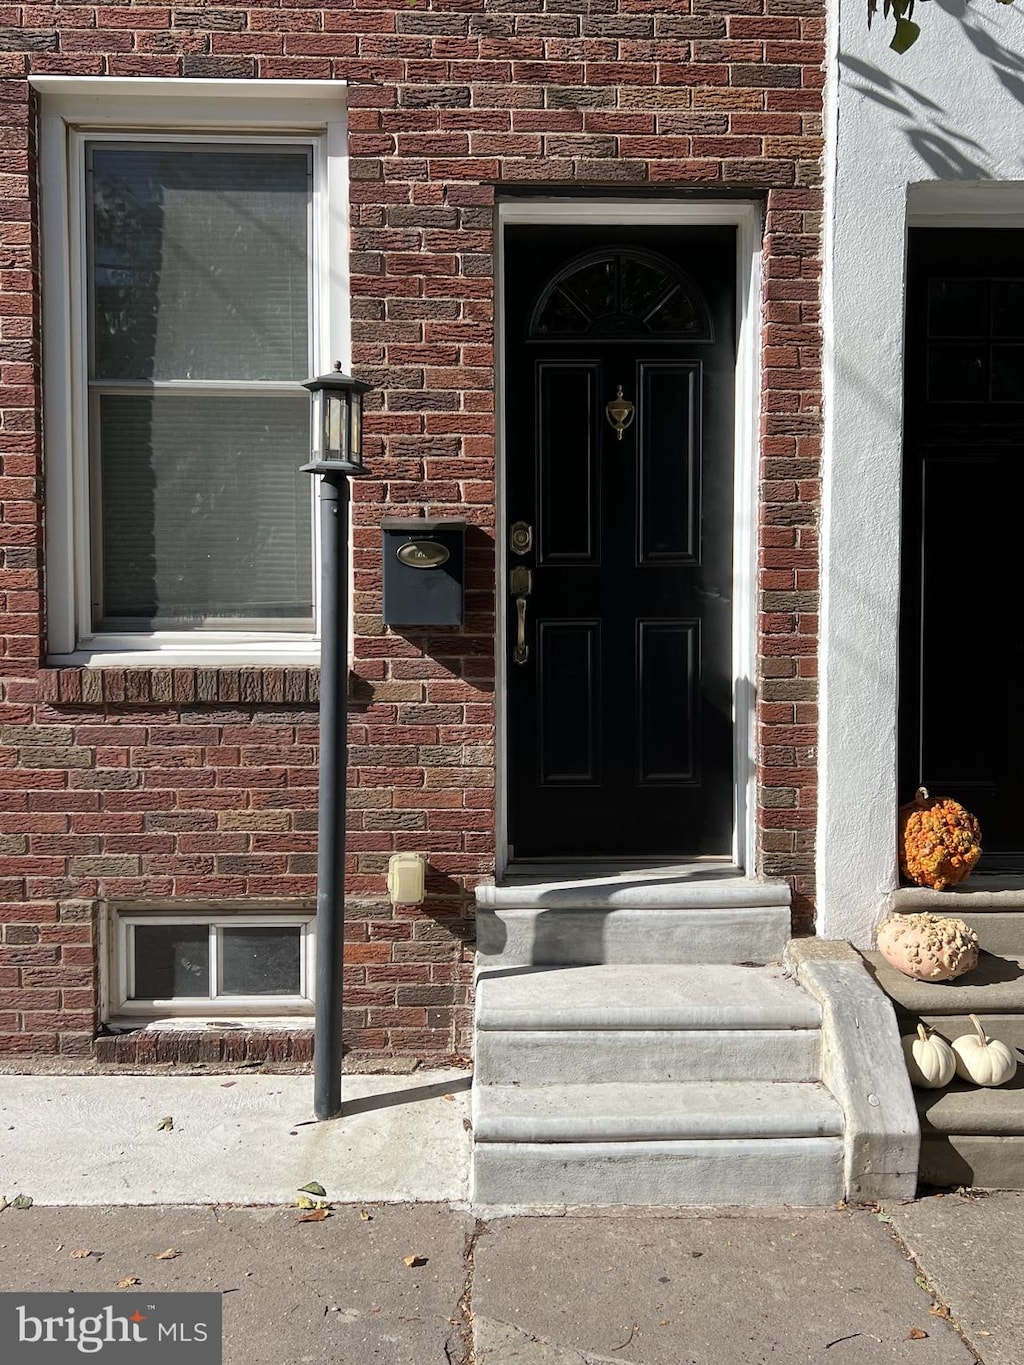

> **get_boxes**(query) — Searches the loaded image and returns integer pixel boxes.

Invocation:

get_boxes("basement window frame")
[107,908,317,1019]
[31,76,351,668]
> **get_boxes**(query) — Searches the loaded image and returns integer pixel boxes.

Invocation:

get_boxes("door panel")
[538,363,601,563]
[537,620,601,785]
[505,225,737,860]
[901,229,1024,870]
[638,362,700,564]
[637,619,700,784]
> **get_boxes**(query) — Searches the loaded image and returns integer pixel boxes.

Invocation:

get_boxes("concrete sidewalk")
[0,1200,1014,1365]
[0,1070,472,1205]
[0,1072,1020,1364]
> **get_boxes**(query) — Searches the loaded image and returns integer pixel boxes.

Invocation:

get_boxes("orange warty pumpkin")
[899,786,981,890]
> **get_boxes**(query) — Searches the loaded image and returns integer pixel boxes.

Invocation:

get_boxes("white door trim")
[494,198,763,877]
[819,183,1024,945]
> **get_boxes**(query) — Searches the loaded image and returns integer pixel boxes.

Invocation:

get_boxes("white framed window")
[108,909,316,1017]
[32,78,350,666]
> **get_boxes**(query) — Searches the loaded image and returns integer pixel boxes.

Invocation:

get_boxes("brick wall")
[0,0,824,1059]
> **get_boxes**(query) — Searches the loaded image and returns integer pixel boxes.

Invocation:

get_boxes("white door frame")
[818,181,1024,945]
[493,198,764,878]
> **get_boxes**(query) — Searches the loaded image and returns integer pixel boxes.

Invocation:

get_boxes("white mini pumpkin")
[902,1023,956,1089]
[951,1014,1018,1087]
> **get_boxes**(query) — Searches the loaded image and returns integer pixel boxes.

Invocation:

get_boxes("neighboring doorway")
[502,223,738,861]
[900,228,1024,872]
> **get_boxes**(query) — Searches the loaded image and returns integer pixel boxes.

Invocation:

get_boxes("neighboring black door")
[504,225,737,860]
[901,229,1024,872]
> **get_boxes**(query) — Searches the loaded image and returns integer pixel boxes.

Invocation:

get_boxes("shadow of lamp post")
[302,362,371,1121]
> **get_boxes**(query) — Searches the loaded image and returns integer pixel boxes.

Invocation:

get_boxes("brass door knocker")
[605,385,635,441]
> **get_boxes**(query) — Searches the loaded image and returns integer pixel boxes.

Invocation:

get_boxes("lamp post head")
[301,362,372,476]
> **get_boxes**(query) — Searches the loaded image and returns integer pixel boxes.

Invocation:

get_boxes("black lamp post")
[302,362,371,1121]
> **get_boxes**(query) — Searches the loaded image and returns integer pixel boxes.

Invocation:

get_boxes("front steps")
[471,874,903,1208]
[863,885,1024,1190]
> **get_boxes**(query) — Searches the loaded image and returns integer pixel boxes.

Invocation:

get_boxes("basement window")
[111,912,315,1017]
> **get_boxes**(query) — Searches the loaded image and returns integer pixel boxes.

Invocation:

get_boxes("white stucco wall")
[819,0,1024,943]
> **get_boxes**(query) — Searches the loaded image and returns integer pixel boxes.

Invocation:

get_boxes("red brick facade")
[0,1,824,1061]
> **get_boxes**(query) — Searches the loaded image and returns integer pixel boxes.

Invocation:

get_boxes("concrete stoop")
[471,874,918,1209]
[863,885,1024,1190]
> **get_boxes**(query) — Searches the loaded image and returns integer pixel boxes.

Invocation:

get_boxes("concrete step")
[916,1075,1024,1136]
[862,951,1024,1015]
[919,1134,1024,1190]
[910,1015,1024,1053]
[472,1137,845,1208]
[476,872,790,968]
[475,964,820,1033]
[916,1076,1024,1189]
[475,1026,822,1086]
[888,894,1024,957]
[893,882,1024,912]
[474,1080,844,1144]
[476,904,791,969]
[942,912,1024,958]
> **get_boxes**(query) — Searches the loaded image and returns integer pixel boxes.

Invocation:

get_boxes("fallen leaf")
[876,1212,893,1224]
[220,1081,236,1089]
[359,1209,373,1222]
[908,1328,928,1340]
[156,1117,173,1132]
[658,1320,670,1327]
[155,1249,179,1260]
[914,1275,930,1291]
[296,1195,318,1210]
[442,1094,455,1102]
[298,1181,327,1198]
[403,1254,427,1268]
[70,1249,92,1259]
[116,1277,140,1289]
[977,1330,992,1337]
[12,1194,32,1210]
[297,1209,330,1223]
[929,1306,950,1319]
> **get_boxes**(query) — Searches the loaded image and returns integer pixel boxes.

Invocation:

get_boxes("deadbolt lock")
[510,521,533,556]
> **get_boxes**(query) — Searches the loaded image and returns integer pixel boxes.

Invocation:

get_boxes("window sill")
[38,664,323,707]
[106,1015,314,1031]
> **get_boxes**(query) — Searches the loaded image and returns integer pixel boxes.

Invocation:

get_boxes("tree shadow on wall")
[842,0,1024,179]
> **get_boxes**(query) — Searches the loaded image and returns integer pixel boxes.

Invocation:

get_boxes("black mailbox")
[381,518,466,626]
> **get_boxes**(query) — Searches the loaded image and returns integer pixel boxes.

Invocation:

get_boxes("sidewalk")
[0,1072,1019,1364]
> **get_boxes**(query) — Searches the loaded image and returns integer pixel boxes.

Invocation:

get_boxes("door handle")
[510,565,532,665]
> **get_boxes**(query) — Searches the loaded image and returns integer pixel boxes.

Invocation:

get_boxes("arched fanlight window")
[528,247,714,342]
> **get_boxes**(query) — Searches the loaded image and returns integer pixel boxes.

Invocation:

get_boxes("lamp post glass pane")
[348,396,362,466]
[326,392,347,459]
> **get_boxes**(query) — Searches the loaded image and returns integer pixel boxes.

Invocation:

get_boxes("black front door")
[901,229,1024,871]
[504,225,737,860]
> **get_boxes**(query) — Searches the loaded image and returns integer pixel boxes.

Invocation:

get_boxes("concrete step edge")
[862,951,1024,1014]
[476,964,821,1031]
[475,904,791,967]
[916,1081,1024,1136]
[474,1027,823,1085]
[476,875,791,911]
[474,1080,844,1144]
[471,1137,845,1208]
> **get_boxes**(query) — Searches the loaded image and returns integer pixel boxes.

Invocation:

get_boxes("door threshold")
[496,858,741,887]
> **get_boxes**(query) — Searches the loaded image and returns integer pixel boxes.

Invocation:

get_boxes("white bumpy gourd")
[875,913,979,982]
[951,1014,1018,1087]
[902,1023,956,1089]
